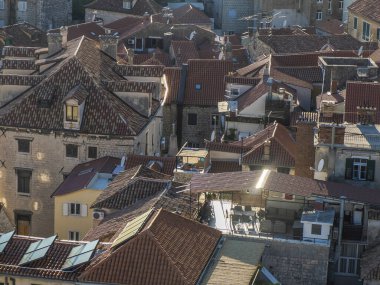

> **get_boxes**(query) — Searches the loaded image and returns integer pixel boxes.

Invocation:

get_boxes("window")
[66,105,78,122]
[15,213,31,235]
[362,21,371,41]
[66,144,78,158]
[195,83,201,91]
[188,113,197,125]
[277,167,290,174]
[123,0,131,9]
[228,9,237,18]
[311,224,322,235]
[88,146,97,159]
[17,169,32,194]
[69,203,81,215]
[316,10,323,20]
[145,37,163,49]
[338,243,364,275]
[377,28,380,40]
[339,0,343,9]
[328,0,331,11]
[231,88,239,96]
[316,0,323,3]
[69,231,80,241]
[353,17,358,30]
[283,193,295,201]
[17,139,30,153]
[0,0,4,9]
[18,0,26,11]
[135,38,143,50]
[345,158,375,181]
[211,114,219,127]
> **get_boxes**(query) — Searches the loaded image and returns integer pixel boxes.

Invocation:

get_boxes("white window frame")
[0,0,4,10]
[316,11,323,21]
[353,158,367,180]
[18,0,27,11]
[339,0,343,9]
[317,0,323,3]
[328,0,331,11]
[123,0,131,9]
[362,21,371,41]
[338,243,363,276]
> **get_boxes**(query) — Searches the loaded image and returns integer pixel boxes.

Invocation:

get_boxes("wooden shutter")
[367,160,376,181]
[81,204,88,217]
[345,158,353,180]
[62,203,68,216]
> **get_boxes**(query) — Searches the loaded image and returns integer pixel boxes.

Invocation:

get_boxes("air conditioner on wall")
[93,211,105,220]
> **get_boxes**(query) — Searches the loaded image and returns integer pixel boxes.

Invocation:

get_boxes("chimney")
[143,12,150,23]
[60,26,68,49]
[318,124,345,145]
[127,48,134,64]
[47,32,62,56]
[295,119,317,178]
[168,123,178,156]
[164,32,173,52]
[99,35,119,59]
[261,140,271,160]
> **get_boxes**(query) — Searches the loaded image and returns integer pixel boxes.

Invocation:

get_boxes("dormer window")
[66,104,79,122]
[123,0,131,9]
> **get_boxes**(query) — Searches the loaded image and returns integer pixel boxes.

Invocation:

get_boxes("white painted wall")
[302,222,331,240]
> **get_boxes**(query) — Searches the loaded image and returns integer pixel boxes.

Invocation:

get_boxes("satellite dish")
[211,130,216,142]
[358,46,363,56]
[317,159,325,172]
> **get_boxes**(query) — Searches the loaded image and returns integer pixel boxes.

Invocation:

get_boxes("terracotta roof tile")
[91,165,172,209]
[224,75,261,85]
[125,154,176,175]
[171,40,200,66]
[0,236,92,280]
[164,67,181,105]
[79,209,221,285]
[52,156,120,197]
[315,19,345,35]
[152,4,211,25]
[345,81,380,124]
[85,0,162,16]
[0,23,47,48]
[184,59,233,106]
[132,52,172,66]
[236,56,269,76]
[348,0,380,23]
[50,22,106,41]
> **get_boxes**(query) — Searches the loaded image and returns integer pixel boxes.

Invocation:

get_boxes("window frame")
[195,83,201,91]
[66,144,79,158]
[17,0,27,11]
[0,0,4,10]
[16,169,32,194]
[65,104,79,122]
[311,224,322,235]
[362,21,371,41]
[122,0,131,9]
[68,231,80,241]
[377,28,380,40]
[211,114,220,127]
[17,139,30,153]
[316,10,323,21]
[88,146,97,159]
[187,113,198,126]
[352,158,367,180]
[353,17,358,30]
[69,203,81,216]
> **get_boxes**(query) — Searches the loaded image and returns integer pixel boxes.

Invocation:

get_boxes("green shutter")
[367,160,376,181]
[345,158,353,180]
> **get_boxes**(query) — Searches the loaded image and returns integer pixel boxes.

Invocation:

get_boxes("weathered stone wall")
[0,129,135,237]
[162,104,178,151]
[0,207,14,232]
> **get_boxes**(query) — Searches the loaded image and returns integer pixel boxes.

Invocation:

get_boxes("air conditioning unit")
[128,39,135,45]
[93,211,104,220]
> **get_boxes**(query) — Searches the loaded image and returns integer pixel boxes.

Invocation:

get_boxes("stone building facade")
[0,33,164,237]
[0,0,72,30]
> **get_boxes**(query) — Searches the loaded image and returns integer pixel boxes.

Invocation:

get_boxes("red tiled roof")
[184,59,233,106]
[271,68,313,89]
[190,170,380,205]
[370,48,380,64]
[258,27,316,36]
[315,19,345,35]
[275,66,323,83]
[50,22,106,41]
[164,67,181,105]
[152,4,211,25]
[0,37,155,136]
[242,123,296,167]
[52,156,120,197]
[345,81,380,124]
[209,161,242,173]
[79,209,221,285]
[0,22,47,48]
[231,47,250,70]
[224,75,261,85]
[348,0,380,23]
[124,154,176,175]
[0,236,91,281]
[85,0,162,16]
[236,56,269,76]
[91,165,172,209]
[104,15,144,33]
[171,40,200,66]
[130,52,171,66]
[316,91,346,108]
[83,188,197,242]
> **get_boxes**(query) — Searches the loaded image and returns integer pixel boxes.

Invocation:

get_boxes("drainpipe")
[337,196,346,262]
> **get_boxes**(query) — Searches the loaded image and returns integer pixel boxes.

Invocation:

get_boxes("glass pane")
[73,106,78,121]
[66,105,72,120]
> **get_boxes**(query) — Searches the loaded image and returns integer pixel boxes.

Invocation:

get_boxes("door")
[16,214,31,235]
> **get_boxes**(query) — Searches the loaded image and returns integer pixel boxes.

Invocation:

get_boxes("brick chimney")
[127,48,134,64]
[99,35,119,59]
[318,124,345,145]
[47,32,62,56]
[295,119,317,178]
[60,26,68,49]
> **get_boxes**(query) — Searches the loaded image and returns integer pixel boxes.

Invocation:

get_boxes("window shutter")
[345,158,353,179]
[63,203,68,216]
[367,160,376,181]
[81,204,88,217]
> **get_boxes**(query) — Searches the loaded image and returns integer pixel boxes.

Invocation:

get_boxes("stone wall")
[162,104,178,152]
